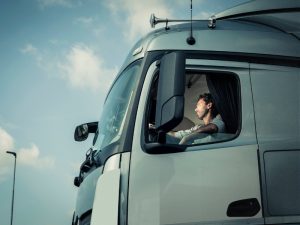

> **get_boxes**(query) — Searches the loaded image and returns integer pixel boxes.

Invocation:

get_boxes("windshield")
[94,60,140,151]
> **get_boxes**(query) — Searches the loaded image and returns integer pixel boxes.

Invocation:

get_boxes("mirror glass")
[74,124,89,142]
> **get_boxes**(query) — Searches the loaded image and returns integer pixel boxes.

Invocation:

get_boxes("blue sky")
[0,0,249,224]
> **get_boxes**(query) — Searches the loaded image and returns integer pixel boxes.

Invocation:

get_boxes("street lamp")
[6,151,17,225]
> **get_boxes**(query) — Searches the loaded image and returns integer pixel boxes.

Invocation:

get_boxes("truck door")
[128,56,263,225]
[250,63,300,225]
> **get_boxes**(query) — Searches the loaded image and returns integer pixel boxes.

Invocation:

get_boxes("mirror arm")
[87,122,98,133]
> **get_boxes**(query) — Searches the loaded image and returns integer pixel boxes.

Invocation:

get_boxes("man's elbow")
[209,123,218,133]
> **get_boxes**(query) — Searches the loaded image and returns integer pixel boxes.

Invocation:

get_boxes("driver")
[168,93,225,143]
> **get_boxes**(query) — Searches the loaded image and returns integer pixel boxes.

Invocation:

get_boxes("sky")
[0,0,249,225]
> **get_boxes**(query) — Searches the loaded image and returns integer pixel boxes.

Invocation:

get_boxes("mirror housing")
[155,52,185,132]
[74,122,98,142]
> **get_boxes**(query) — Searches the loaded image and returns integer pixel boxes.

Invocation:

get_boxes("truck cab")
[71,1,300,225]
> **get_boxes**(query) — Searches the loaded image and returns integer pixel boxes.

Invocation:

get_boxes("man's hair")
[198,93,218,118]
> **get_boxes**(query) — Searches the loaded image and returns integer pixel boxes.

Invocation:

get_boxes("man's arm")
[168,131,177,137]
[194,123,218,134]
[179,123,218,144]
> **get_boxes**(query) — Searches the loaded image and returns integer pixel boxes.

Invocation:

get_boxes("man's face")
[195,98,211,120]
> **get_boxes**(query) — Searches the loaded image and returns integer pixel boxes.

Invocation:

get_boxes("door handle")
[227,198,261,217]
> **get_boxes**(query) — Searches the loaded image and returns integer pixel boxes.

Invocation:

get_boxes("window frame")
[142,61,243,152]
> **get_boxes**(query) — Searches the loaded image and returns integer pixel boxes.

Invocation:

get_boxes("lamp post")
[6,151,17,225]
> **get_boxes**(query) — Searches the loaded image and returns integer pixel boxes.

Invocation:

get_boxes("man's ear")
[207,102,212,109]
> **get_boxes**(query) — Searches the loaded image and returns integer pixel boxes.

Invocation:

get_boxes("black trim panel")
[217,8,300,21]
[185,51,300,68]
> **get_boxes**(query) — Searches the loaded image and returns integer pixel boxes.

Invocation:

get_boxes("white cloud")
[0,168,10,183]
[49,39,59,45]
[75,17,94,26]
[20,43,116,92]
[0,127,15,182]
[0,127,55,182]
[73,16,105,38]
[21,44,38,55]
[74,16,106,38]
[37,0,81,8]
[18,144,55,169]
[0,127,14,150]
[92,27,105,37]
[20,43,42,65]
[173,0,212,19]
[59,44,117,92]
[103,0,216,42]
[20,43,54,72]
[103,0,175,42]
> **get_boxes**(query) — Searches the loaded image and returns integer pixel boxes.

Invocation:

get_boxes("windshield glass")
[94,60,140,151]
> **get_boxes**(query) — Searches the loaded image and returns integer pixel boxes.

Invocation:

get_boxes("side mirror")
[74,122,98,142]
[155,52,185,132]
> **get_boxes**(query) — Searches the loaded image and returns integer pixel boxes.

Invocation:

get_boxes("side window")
[146,71,240,145]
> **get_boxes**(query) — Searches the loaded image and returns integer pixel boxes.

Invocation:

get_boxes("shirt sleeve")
[174,125,198,138]
[211,116,226,133]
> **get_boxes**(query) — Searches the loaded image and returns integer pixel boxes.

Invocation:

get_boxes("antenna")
[186,0,196,45]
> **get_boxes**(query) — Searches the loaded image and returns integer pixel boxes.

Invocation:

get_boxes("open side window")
[176,71,239,145]
[145,64,240,151]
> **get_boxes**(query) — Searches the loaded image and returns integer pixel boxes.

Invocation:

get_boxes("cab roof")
[215,0,300,40]
[122,0,300,70]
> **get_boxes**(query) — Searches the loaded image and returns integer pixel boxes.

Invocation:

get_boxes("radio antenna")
[186,0,196,45]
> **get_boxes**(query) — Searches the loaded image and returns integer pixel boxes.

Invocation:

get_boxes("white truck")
[71,1,300,225]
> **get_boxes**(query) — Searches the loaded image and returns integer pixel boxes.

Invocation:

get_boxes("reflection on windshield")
[94,61,140,151]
